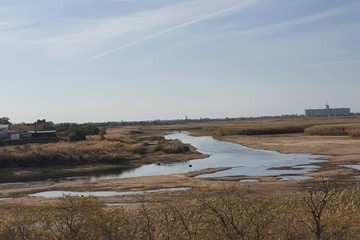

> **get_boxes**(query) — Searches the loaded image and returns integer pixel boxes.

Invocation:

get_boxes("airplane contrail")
[78,4,242,65]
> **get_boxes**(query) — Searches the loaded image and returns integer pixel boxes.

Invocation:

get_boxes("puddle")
[278,176,313,181]
[240,179,259,183]
[0,198,12,201]
[103,203,130,207]
[28,187,191,198]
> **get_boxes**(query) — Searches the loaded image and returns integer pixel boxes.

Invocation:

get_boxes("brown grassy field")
[2,117,360,239]
[1,117,360,207]
[2,180,360,240]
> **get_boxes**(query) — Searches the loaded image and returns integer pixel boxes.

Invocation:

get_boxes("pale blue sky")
[1,0,359,123]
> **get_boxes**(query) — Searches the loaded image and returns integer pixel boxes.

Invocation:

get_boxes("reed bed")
[304,124,360,138]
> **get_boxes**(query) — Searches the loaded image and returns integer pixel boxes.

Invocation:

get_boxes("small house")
[29,130,57,139]
[20,132,32,139]
[10,133,20,140]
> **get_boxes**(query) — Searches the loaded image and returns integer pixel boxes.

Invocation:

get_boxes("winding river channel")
[3,132,326,183]
[117,132,325,180]
[65,132,325,181]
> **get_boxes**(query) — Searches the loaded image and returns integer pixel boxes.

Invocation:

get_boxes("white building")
[305,105,351,117]
[0,124,9,139]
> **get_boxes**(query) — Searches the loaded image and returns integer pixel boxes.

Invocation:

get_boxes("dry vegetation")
[2,117,360,239]
[1,179,360,240]
[0,127,195,168]
[203,117,360,138]
[304,123,360,138]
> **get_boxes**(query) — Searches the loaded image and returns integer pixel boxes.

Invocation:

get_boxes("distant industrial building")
[305,105,351,117]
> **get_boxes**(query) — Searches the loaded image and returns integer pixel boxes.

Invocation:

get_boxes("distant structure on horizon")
[305,104,351,117]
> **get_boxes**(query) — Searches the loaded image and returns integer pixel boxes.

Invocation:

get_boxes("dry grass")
[0,126,194,168]
[0,141,129,167]
[304,123,360,137]
[140,116,360,137]
[2,182,360,240]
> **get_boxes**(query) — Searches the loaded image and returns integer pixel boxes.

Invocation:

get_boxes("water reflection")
[165,133,325,178]
[88,132,325,179]
[3,132,326,183]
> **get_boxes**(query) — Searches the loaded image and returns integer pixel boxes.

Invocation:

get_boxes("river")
[1,132,326,183]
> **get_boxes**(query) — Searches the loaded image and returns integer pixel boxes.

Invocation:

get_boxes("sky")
[1,0,360,123]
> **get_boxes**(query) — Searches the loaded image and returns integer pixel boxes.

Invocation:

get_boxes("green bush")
[68,124,87,142]
[98,127,106,141]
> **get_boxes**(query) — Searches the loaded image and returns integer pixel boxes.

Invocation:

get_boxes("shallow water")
[278,176,313,181]
[3,132,326,183]
[29,187,192,198]
[103,203,130,207]
[0,198,12,201]
[240,179,259,183]
[341,165,360,171]
[82,132,325,179]
[169,132,325,178]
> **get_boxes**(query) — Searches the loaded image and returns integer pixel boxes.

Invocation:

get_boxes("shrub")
[304,125,348,136]
[2,184,360,239]
[351,129,360,138]
[137,135,164,141]
[154,140,190,154]
[68,124,87,142]
[125,144,147,154]
[98,127,106,141]
[214,126,306,136]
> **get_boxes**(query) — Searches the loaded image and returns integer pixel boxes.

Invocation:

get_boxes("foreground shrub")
[2,182,360,239]
[45,196,103,240]
[0,205,48,240]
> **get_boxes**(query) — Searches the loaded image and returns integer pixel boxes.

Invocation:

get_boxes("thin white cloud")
[0,0,256,58]
[78,4,246,65]
[33,13,172,57]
